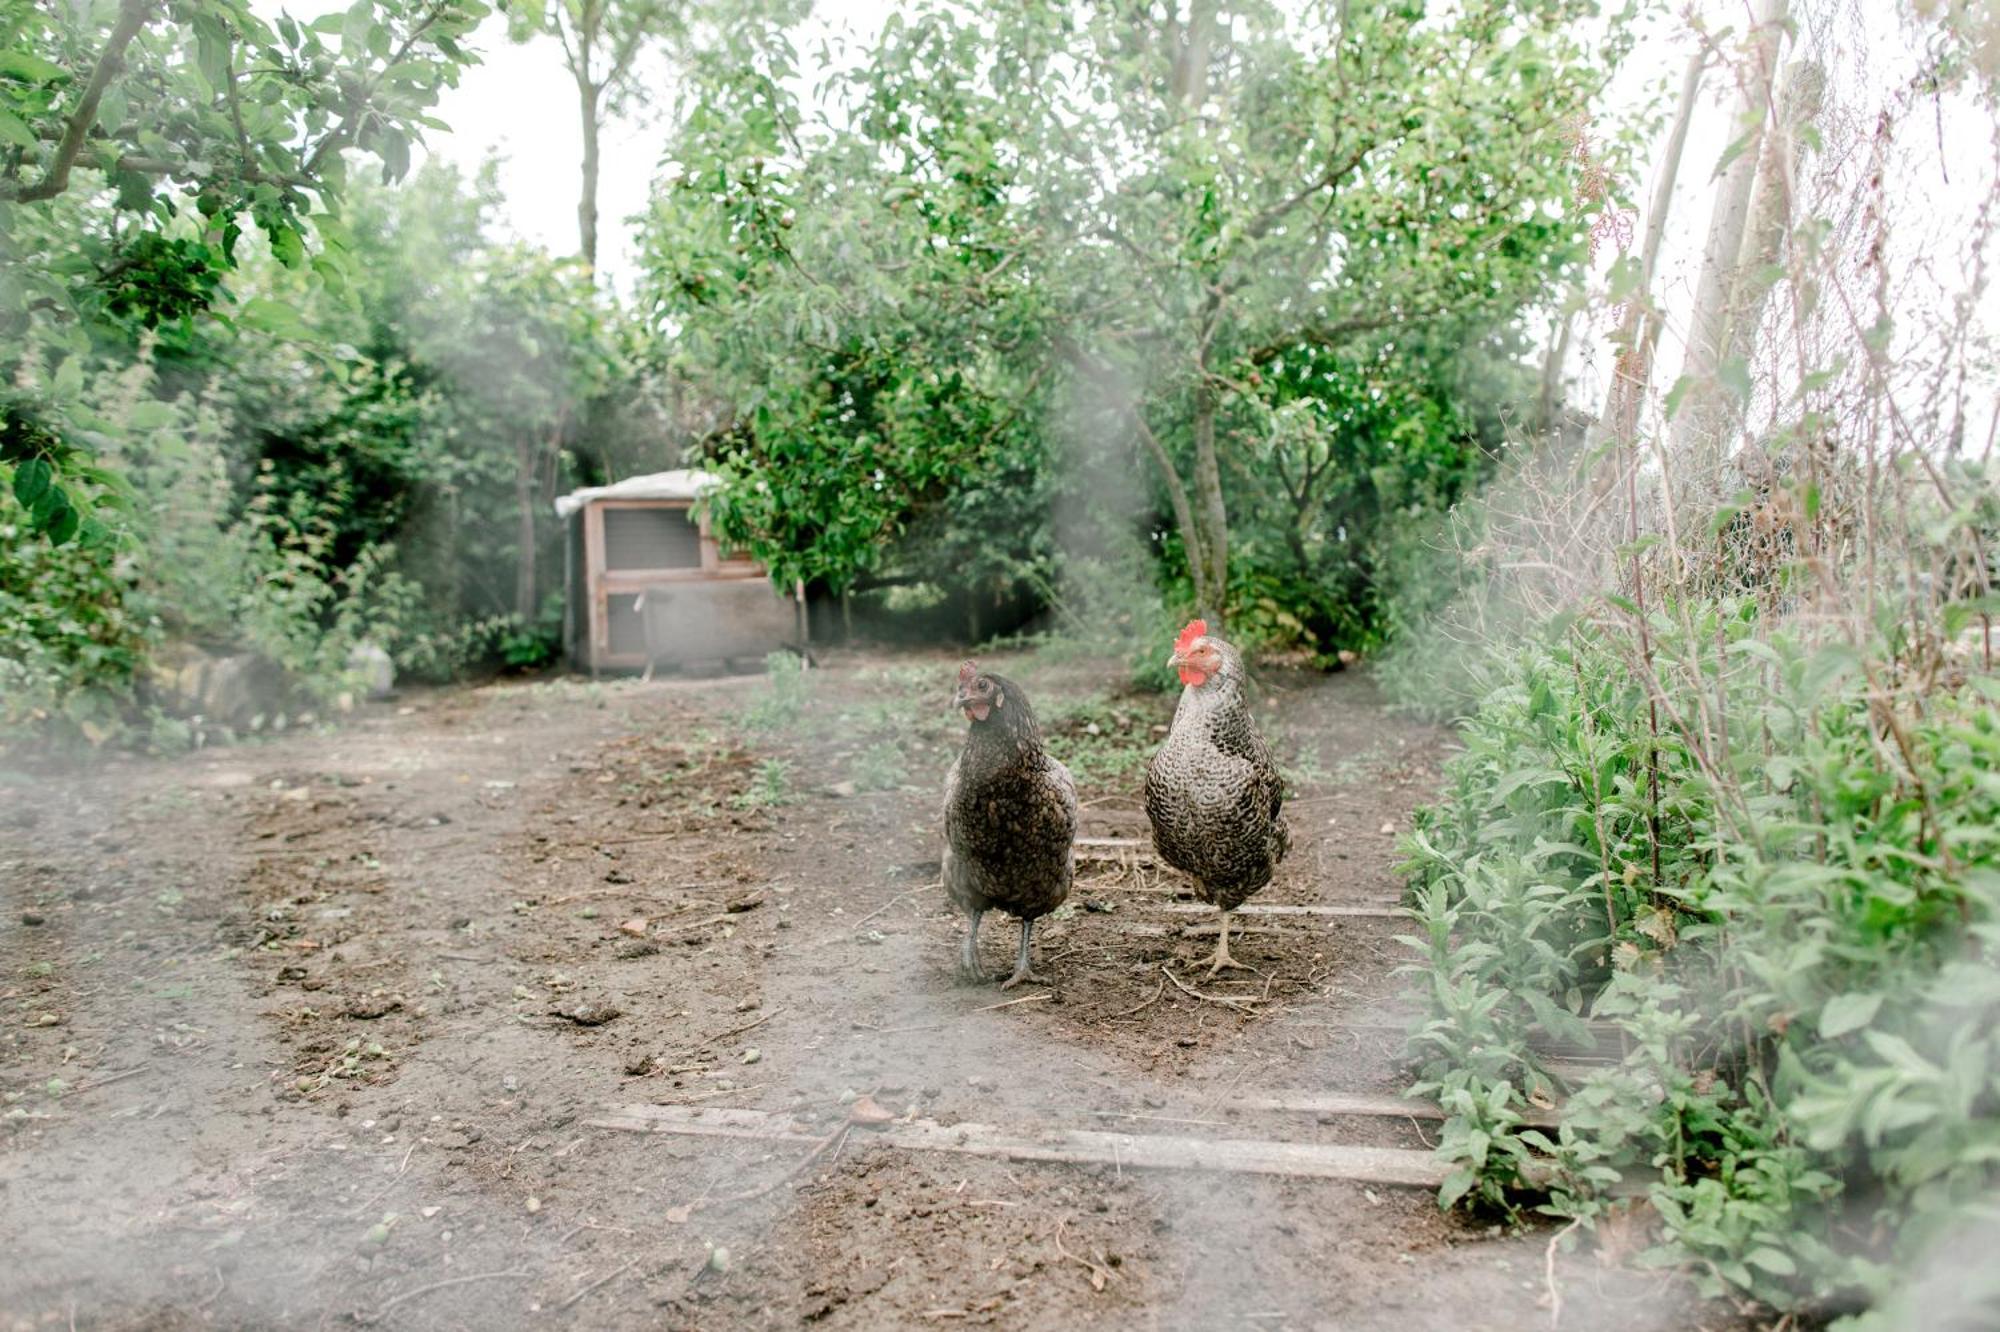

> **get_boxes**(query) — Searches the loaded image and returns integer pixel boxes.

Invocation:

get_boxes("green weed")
[731,757,795,810]
[850,741,907,791]
[740,651,813,731]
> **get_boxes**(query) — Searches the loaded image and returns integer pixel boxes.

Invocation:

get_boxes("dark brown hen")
[942,661,1077,988]
[1144,620,1290,976]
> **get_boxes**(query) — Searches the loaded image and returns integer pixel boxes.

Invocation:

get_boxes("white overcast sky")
[416,4,895,295]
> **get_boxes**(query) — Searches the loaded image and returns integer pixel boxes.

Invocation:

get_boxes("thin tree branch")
[301,0,458,179]
[1243,140,1374,241]
[5,0,157,204]
[1065,339,1207,600]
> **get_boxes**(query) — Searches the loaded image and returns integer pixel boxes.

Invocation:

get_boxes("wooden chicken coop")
[555,470,803,675]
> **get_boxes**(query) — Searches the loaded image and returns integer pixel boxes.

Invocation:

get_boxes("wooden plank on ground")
[1161,902,1405,920]
[1113,922,1333,939]
[589,1103,1451,1189]
[1237,1090,1562,1129]
[1109,917,1398,938]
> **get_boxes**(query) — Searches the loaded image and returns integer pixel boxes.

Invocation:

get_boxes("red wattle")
[1178,666,1206,687]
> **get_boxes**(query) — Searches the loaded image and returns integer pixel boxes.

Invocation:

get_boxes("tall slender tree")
[505,0,684,274]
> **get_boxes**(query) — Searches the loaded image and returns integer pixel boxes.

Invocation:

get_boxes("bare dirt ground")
[1,647,1718,1331]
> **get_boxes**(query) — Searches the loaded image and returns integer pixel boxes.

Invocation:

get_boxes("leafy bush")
[1400,594,2000,1316]
[1024,533,1186,694]
[0,487,154,751]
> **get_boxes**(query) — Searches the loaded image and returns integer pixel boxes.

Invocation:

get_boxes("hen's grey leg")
[999,917,1044,990]
[1204,909,1255,977]
[957,908,986,982]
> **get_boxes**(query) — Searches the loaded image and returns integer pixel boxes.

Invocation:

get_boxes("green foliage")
[0,0,487,540]
[1024,523,1186,694]
[739,650,811,730]
[499,604,564,671]
[731,755,793,809]
[0,479,151,747]
[1227,340,1526,654]
[1400,595,2000,1315]
[1,158,654,750]
[642,0,1625,644]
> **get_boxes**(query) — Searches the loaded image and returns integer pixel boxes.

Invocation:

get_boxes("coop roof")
[553,469,721,518]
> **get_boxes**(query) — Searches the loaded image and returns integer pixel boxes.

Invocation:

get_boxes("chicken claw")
[998,919,1043,990]
[1203,910,1256,978]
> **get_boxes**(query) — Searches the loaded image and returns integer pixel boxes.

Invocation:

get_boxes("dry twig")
[1104,976,1167,1020]
[557,1257,639,1311]
[1161,964,1261,1014]
[1544,1216,1583,1329]
[366,1270,530,1319]
[1051,1215,1118,1292]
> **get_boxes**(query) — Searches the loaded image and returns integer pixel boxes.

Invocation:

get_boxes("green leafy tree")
[640,15,1057,600]
[641,0,1631,632]
[0,0,487,540]
[227,163,628,622]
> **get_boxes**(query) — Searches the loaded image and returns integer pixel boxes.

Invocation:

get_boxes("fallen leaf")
[848,1095,896,1126]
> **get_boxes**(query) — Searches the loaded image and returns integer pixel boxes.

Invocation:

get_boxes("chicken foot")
[999,917,1044,990]
[957,908,987,983]
[1203,910,1256,978]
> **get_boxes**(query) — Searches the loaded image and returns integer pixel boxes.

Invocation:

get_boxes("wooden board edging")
[589,1103,1451,1189]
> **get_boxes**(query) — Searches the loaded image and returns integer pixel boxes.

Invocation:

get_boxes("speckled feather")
[1144,639,1290,911]
[942,673,1078,922]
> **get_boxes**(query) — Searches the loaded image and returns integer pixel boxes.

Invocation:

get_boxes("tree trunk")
[578,81,602,273]
[1538,310,1574,436]
[1190,387,1228,623]
[1168,0,1217,107]
[1669,0,1787,481]
[514,436,538,621]
[1118,394,1210,619]
[1599,47,1708,448]
[1721,59,1825,367]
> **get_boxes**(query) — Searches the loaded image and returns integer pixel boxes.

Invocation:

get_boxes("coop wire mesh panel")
[603,507,701,570]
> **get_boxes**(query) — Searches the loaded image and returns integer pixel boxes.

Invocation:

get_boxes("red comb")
[1174,619,1207,654]
[958,659,979,685]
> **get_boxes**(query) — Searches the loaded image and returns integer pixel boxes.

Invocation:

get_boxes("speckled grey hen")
[941,660,1077,988]
[1144,619,1290,976]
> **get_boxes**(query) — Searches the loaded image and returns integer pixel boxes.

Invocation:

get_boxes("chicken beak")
[1166,649,1186,669]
